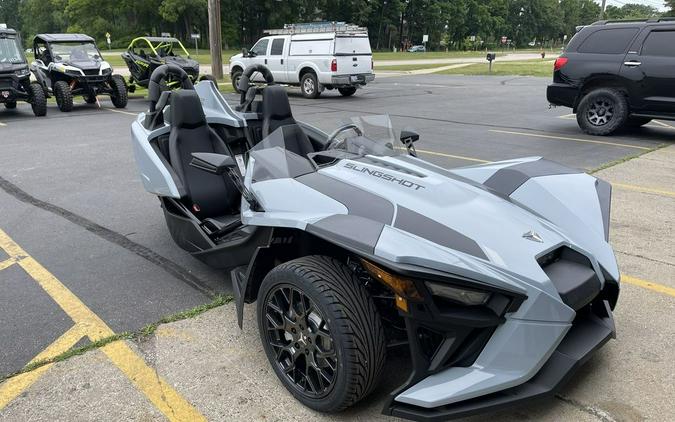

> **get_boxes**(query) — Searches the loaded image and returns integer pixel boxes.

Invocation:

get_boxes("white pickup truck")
[229,23,374,98]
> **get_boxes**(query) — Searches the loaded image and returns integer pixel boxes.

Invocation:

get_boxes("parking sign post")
[191,33,200,56]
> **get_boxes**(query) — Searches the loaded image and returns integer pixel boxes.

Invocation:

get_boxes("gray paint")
[595,179,612,241]
[307,214,384,255]
[483,158,581,196]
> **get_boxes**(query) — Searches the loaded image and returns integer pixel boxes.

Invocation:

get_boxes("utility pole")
[599,0,607,19]
[207,0,223,80]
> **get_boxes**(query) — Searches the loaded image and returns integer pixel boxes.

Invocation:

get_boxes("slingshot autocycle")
[131,64,620,420]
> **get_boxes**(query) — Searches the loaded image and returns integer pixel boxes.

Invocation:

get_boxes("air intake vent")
[539,247,601,310]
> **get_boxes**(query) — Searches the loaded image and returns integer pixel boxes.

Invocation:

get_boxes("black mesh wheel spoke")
[264,285,337,399]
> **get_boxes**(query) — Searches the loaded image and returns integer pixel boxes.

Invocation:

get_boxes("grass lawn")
[436,59,554,77]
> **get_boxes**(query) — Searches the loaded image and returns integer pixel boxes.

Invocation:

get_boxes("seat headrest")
[262,86,292,120]
[170,90,206,129]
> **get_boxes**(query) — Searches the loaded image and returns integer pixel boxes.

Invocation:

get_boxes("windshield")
[247,115,406,182]
[50,42,100,63]
[0,37,24,64]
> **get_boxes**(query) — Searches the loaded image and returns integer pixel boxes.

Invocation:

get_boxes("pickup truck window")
[250,39,269,56]
[270,38,284,55]
[642,31,675,57]
[577,28,639,54]
[335,36,372,55]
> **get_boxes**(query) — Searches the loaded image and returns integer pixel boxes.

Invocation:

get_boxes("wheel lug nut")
[291,328,296,333]
[295,343,299,348]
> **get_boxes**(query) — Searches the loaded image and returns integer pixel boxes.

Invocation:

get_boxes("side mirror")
[400,129,420,144]
[241,47,248,57]
[189,153,237,175]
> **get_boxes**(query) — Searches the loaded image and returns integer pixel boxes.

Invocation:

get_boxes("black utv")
[32,33,127,112]
[0,27,46,116]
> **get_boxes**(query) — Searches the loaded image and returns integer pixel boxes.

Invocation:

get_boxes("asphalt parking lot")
[0,74,673,421]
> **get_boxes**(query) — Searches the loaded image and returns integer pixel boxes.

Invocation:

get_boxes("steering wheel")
[326,123,363,150]
[238,64,275,110]
[147,64,194,113]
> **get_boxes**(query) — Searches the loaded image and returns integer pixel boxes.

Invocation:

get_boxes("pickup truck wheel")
[231,69,243,93]
[300,73,320,99]
[28,83,47,117]
[338,87,357,97]
[54,81,73,112]
[257,255,385,412]
[576,88,628,136]
[4,101,16,109]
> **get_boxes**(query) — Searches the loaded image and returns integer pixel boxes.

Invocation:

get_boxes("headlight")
[426,281,491,306]
[14,68,30,77]
[102,67,113,75]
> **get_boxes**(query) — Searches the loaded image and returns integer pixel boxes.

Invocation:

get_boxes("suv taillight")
[554,57,568,71]
[331,58,337,72]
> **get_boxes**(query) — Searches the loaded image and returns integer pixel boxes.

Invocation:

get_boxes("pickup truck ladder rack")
[264,22,368,35]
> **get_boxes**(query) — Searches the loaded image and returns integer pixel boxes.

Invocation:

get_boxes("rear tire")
[257,255,385,413]
[110,75,128,108]
[338,87,357,97]
[231,69,243,93]
[54,81,73,112]
[300,72,320,99]
[576,87,628,136]
[28,83,47,117]
[4,101,17,109]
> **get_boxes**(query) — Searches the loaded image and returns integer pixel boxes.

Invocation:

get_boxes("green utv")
[0,27,46,116]
[31,34,128,112]
[122,36,215,92]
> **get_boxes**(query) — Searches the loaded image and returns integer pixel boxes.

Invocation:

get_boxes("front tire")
[54,81,73,112]
[257,256,386,413]
[338,87,357,97]
[28,83,47,117]
[231,68,243,93]
[576,88,628,136]
[110,75,128,108]
[300,72,320,99]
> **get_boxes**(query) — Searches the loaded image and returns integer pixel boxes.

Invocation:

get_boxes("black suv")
[548,18,675,135]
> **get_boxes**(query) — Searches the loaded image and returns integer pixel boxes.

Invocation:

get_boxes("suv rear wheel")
[54,81,73,112]
[257,255,386,412]
[576,88,628,136]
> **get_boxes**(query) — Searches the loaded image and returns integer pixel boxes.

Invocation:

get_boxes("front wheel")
[231,69,243,93]
[54,81,73,112]
[110,75,128,108]
[257,256,386,413]
[338,87,357,97]
[576,88,628,136]
[28,83,47,116]
[300,73,320,99]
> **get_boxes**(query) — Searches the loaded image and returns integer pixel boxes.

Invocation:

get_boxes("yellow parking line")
[0,256,19,271]
[416,149,491,163]
[0,325,85,409]
[0,229,207,421]
[490,129,651,151]
[622,274,675,298]
[613,183,675,198]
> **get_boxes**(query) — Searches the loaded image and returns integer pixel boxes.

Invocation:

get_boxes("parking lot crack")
[616,249,675,268]
[0,175,215,298]
[555,395,617,422]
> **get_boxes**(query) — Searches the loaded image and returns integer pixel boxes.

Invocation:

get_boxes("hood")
[317,155,594,285]
[163,55,199,71]
[66,59,101,71]
[0,62,28,74]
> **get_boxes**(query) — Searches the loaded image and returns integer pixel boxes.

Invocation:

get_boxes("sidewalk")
[1,145,673,422]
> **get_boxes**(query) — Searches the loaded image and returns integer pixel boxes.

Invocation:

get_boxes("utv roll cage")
[127,37,191,58]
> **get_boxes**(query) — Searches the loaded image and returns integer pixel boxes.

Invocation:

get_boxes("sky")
[597,0,670,12]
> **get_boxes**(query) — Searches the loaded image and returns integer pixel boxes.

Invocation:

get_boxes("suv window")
[270,38,284,55]
[642,31,675,57]
[250,39,269,56]
[578,28,639,54]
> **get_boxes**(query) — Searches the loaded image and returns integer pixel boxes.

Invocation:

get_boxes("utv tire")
[626,117,652,128]
[28,83,47,117]
[257,255,386,413]
[54,81,73,112]
[4,101,16,109]
[110,75,128,108]
[576,88,628,136]
[231,69,243,93]
[84,93,97,104]
[338,87,357,97]
[300,72,320,99]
